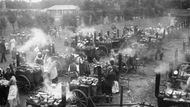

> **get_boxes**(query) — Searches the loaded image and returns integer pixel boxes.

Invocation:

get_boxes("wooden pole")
[120,85,123,107]
[175,49,178,66]
[16,52,20,67]
[155,73,160,98]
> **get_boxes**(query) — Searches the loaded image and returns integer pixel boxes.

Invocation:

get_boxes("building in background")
[45,5,80,22]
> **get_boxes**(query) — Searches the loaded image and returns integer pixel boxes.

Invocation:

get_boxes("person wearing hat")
[34,52,44,65]
[68,58,79,81]
[102,58,117,103]
[110,58,119,81]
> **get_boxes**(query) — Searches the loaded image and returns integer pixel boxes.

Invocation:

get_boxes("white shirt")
[44,58,58,80]
[5,42,9,50]
[10,39,16,50]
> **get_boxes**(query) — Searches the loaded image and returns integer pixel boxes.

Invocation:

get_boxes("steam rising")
[154,62,170,74]
[18,28,52,52]
[119,47,136,57]
[66,82,74,101]
[77,27,96,36]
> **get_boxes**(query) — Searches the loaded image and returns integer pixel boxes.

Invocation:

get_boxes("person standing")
[8,76,20,107]
[68,60,79,81]
[34,52,44,65]
[10,37,16,53]
[102,65,116,103]
[44,57,58,83]
[79,59,90,76]
[0,39,7,63]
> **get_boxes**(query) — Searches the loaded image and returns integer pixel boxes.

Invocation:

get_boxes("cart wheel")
[16,75,31,93]
[71,89,88,107]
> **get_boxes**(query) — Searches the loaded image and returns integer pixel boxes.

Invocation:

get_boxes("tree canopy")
[61,14,77,27]
[17,12,34,29]
[35,13,54,32]
[0,17,7,36]
[7,11,17,32]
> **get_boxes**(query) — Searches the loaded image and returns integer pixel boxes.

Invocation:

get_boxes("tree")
[0,17,7,36]
[35,13,54,32]
[6,1,29,9]
[81,1,106,25]
[7,11,17,33]
[17,12,34,29]
[61,14,77,27]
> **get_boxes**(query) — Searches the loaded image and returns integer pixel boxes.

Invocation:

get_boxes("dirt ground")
[0,17,188,107]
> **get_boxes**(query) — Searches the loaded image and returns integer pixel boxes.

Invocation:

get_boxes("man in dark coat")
[0,39,7,63]
[68,61,78,81]
[110,59,119,81]
[79,60,90,76]
[102,59,118,103]
[102,66,116,103]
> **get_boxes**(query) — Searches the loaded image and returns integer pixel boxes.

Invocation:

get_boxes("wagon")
[15,64,43,93]
[155,62,190,107]
[68,76,102,107]
[95,37,126,56]
[67,64,110,107]
[71,35,126,61]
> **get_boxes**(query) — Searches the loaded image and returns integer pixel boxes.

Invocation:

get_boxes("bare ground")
[0,17,188,107]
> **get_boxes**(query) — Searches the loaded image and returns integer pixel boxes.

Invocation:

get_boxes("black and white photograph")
[0,0,190,107]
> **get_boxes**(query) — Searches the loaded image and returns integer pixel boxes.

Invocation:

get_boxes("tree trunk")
[0,29,2,36]
[12,23,15,33]
[3,29,5,36]
[89,15,92,25]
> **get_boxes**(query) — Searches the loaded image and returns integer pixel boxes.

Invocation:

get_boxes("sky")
[10,0,42,3]
[24,0,42,2]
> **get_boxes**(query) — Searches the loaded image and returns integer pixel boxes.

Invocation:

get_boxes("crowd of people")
[0,16,187,106]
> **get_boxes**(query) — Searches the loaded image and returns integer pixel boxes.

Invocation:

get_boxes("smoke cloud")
[154,62,170,74]
[77,27,96,36]
[119,47,136,57]
[16,28,52,65]
[18,28,52,52]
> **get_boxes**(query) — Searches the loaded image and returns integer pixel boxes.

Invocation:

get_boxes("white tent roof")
[46,5,80,11]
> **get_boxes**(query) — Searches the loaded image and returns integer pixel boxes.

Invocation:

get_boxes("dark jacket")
[0,42,6,53]
[104,66,116,87]
[79,61,90,76]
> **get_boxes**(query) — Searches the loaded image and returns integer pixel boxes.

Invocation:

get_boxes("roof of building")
[46,5,80,11]
[169,9,190,16]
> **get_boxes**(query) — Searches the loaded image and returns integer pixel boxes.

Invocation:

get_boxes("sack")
[112,81,119,94]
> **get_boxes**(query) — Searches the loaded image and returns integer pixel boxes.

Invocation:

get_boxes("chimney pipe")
[155,73,161,97]
[16,52,20,67]
[118,53,122,73]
